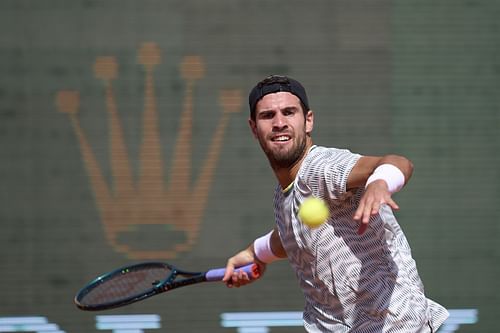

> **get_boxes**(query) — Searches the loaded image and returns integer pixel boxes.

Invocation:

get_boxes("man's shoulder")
[299,145,362,184]
[305,145,356,162]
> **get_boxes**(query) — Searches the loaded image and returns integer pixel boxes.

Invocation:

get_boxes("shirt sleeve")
[300,147,362,200]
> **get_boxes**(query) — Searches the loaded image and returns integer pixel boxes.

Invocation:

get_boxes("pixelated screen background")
[0,1,498,332]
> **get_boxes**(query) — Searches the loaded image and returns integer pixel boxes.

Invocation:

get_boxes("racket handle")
[205,264,260,282]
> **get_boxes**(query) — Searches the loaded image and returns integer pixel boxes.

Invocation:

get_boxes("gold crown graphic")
[56,42,242,259]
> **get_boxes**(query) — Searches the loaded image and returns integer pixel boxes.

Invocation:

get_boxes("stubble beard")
[259,130,308,170]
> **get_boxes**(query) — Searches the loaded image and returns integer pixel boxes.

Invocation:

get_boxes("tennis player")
[223,75,449,332]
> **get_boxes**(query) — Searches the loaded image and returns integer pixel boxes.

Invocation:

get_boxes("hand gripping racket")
[74,262,259,311]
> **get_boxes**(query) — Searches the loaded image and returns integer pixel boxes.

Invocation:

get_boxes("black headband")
[248,75,309,118]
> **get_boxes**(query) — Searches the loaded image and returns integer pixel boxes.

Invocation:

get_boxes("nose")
[272,113,288,131]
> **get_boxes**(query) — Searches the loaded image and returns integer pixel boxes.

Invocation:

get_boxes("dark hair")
[248,75,310,120]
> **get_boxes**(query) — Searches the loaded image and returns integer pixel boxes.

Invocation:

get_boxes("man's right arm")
[223,228,286,287]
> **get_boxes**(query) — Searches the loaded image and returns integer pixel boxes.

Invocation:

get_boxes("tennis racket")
[74,262,259,311]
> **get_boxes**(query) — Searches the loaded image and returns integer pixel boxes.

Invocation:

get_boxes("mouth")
[271,135,291,143]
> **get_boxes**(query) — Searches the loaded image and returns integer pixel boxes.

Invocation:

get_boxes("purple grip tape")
[205,264,259,282]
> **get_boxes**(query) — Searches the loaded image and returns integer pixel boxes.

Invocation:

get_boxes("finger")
[358,201,378,234]
[386,197,400,211]
[353,200,365,221]
[236,270,249,282]
[225,272,236,288]
[362,201,374,224]
[222,263,235,282]
[230,273,241,288]
[370,199,383,216]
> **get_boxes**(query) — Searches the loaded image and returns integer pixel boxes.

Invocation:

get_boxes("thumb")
[222,262,235,282]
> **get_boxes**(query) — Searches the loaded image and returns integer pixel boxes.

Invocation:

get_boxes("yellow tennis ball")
[298,197,329,228]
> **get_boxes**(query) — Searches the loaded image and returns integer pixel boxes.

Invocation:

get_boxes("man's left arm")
[347,155,414,234]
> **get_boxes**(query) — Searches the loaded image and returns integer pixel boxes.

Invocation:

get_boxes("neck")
[272,138,313,189]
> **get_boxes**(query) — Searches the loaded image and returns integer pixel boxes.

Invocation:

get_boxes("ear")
[305,110,314,134]
[248,118,258,139]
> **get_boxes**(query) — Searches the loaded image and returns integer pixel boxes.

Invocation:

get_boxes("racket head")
[74,262,175,311]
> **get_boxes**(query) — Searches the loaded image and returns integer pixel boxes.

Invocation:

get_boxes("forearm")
[353,155,413,232]
[348,154,414,190]
[376,155,414,185]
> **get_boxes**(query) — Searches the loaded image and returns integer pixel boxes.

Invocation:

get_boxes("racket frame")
[74,262,205,311]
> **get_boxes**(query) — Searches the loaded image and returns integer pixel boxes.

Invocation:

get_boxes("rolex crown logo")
[56,42,242,259]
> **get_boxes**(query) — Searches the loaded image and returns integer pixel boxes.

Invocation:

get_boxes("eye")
[283,107,297,116]
[258,111,274,119]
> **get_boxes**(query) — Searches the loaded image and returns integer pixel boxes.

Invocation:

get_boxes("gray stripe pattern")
[273,146,449,332]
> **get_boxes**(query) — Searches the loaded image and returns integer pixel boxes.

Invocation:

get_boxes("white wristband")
[365,164,405,194]
[254,230,281,264]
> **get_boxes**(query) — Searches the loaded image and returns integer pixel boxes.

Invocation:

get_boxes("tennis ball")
[298,197,329,228]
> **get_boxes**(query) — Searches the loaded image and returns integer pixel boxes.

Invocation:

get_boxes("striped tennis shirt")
[273,145,449,332]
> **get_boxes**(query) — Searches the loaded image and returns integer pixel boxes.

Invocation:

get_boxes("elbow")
[403,156,414,182]
[384,154,414,181]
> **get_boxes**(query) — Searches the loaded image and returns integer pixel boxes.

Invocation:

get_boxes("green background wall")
[0,1,498,332]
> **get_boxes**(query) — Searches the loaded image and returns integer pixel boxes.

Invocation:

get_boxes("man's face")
[249,91,313,169]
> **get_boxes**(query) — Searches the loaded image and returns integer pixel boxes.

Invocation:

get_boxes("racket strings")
[79,267,171,306]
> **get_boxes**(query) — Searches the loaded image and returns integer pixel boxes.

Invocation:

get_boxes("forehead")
[255,91,302,112]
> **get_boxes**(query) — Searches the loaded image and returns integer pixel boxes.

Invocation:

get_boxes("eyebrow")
[257,105,301,114]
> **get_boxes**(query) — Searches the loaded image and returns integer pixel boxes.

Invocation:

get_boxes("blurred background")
[0,0,498,332]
